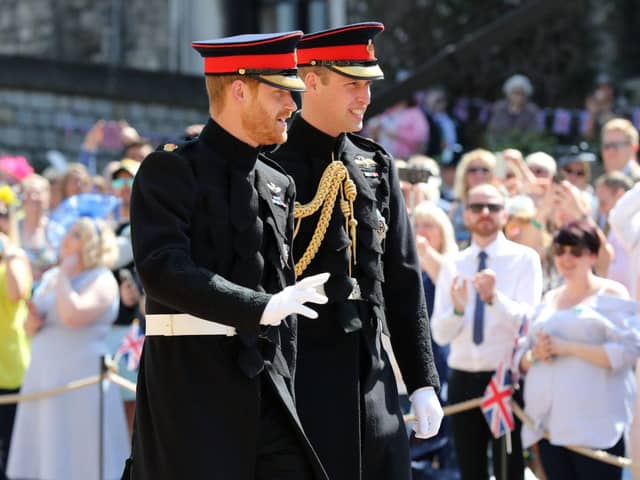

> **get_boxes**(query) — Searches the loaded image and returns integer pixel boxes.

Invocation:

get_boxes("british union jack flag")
[115,321,145,371]
[480,361,515,438]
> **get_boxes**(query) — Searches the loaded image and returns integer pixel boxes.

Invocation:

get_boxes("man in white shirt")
[432,183,543,480]
[601,118,640,183]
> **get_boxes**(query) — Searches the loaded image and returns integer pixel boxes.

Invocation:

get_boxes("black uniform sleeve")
[382,156,441,394]
[130,151,270,334]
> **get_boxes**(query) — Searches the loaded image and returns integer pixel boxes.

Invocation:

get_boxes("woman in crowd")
[414,201,458,471]
[60,163,93,200]
[517,220,640,480]
[8,217,129,480]
[558,151,597,216]
[449,148,497,246]
[486,73,543,144]
[18,174,56,281]
[0,185,31,480]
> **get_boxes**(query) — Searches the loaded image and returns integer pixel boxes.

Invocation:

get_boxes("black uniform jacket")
[265,114,440,480]
[126,119,327,480]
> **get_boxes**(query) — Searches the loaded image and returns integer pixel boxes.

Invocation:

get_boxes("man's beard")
[241,97,287,146]
[469,218,501,238]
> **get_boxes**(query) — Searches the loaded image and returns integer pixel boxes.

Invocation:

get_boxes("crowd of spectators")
[386,101,640,479]
[0,120,171,480]
[0,72,639,480]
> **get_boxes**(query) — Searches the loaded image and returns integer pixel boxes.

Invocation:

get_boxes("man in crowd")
[265,22,443,480]
[124,31,330,480]
[432,183,543,480]
[601,118,640,183]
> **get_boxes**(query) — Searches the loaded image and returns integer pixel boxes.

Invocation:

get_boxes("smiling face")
[553,243,596,281]
[241,82,297,146]
[301,69,373,137]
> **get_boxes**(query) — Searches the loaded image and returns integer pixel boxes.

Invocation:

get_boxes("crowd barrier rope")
[0,369,631,470]
[404,395,632,469]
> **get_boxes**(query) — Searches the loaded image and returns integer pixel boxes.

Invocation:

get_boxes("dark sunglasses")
[602,140,631,151]
[0,210,9,219]
[466,166,490,175]
[466,203,503,214]
[562,166,585,177]
[552,243,587,257]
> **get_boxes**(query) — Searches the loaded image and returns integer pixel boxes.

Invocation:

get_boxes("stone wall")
[0,87,205,173]
[0,0,170,70]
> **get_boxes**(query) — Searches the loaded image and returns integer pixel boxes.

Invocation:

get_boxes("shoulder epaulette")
[345,132,391,156]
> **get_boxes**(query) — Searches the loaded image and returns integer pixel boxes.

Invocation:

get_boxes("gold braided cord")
[293,158,357,277]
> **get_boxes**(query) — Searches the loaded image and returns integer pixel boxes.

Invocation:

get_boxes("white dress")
[7,267,129,480]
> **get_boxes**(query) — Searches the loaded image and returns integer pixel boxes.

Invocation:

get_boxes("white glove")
[260,273,330,326]
[410,386,444,439]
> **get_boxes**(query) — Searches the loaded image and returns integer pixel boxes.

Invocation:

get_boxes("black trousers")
[538,436,625,480]
[0,388,18,480]
[255,375,314,480]
[448,369,524,480]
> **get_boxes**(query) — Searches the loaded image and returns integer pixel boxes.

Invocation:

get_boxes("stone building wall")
[0,87,205,173]
[0,0,170,70]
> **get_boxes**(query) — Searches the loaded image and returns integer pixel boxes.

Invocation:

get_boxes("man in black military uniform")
[264,23,444,480]
[123,32,330,480]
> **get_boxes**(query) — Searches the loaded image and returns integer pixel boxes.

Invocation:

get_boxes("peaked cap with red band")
[297,22,385,80]
[192,31,305,92]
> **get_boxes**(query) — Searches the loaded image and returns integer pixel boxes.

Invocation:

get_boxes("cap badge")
[238,68,246,75]
[163,143,178,152]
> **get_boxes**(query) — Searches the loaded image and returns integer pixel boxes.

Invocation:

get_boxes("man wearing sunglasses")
[601,118,640,183]
[431,183,543,480]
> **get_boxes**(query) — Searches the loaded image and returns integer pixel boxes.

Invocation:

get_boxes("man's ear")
[230,79,249,104]
[304,72,318,92]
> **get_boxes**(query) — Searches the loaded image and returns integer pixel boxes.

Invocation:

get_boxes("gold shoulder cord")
[293,155,357,277]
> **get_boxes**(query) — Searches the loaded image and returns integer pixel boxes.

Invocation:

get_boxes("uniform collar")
[199,118,260,174]
[287,113,341,159]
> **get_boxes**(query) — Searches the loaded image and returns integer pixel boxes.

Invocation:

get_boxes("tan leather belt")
[145,314,237,336]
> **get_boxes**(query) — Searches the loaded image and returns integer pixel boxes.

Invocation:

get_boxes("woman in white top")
[517,220,640,480]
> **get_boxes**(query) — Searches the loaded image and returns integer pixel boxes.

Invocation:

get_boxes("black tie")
[473,250,488,345]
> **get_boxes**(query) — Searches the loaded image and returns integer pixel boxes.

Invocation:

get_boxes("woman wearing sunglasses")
[516,220,640,480]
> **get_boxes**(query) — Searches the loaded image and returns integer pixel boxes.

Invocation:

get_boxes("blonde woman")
[413,201,459,470]
[8,217,128,480]
[449,149,497,246]
[60,162,92,200]
[0,185,31,480]
[19,174,56,280]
